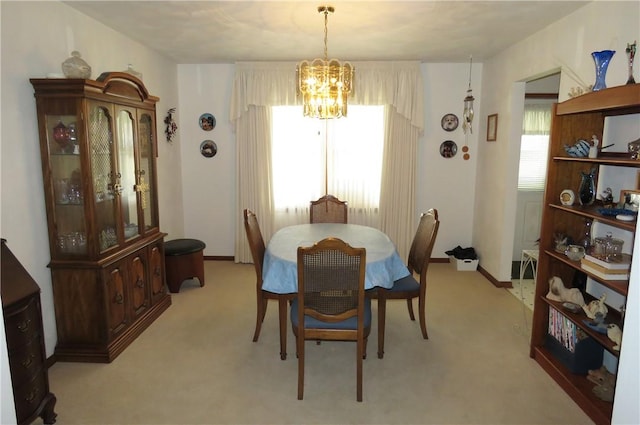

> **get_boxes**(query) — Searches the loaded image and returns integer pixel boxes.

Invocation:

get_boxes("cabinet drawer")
[7,337,46,386]
[4,297,41,350]
[13,370,47,423]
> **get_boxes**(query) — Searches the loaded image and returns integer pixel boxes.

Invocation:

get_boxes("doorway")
[508,73,559,308]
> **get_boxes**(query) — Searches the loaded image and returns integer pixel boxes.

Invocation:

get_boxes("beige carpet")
[43,261,593,425]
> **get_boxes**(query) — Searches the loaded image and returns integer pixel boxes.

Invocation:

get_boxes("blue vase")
[591,50,615,91]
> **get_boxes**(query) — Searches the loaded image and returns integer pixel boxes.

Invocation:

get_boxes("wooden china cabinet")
[530,83,639,425]
[30,72,171,363]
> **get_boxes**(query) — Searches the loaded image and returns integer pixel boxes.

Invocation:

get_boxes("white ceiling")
[64,1,589,64]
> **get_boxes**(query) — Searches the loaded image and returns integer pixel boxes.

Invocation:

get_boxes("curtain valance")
[230,61,424,131]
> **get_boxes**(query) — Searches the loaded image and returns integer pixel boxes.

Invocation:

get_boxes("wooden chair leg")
[407,298,416,321]
[377,295,386,359]
[278,297,288,360]
[363,336,368,359]
[297,330,305,400]
[357,337,363,402]
[253,292,266,342]
[418,295,428,339]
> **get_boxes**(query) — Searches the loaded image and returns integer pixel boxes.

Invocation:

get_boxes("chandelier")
[463,55,475,134]
[297,6,353,119]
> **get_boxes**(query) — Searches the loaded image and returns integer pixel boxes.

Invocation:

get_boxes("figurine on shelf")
[545,276,585,306]
[626,41,636,85]
[583,293,608,320]
[588,366,616,402]
[606,323,622,351]
[588,135,599,158]
[600,187,614,206]
[554,233,572,254]
[588,365,616,387]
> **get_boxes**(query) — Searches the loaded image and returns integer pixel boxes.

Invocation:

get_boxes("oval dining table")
[262,223,409,293]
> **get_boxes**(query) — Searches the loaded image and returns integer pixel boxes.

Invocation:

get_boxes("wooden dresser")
[2,239,57,425]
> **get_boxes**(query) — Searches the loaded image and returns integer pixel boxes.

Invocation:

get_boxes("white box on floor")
[449,255,479,271]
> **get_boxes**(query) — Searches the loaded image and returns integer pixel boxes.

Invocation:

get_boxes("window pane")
[271,106,324,208]
[271,105,385,210]
[328,106,384,207]
[518,134,549,191]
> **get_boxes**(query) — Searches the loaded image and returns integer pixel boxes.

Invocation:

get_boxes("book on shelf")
[581,264,629,281]
[583,253,631,270]
[580,257,630,274]
[548,307,577,352]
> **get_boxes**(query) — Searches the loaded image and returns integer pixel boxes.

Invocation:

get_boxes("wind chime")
[461,56,474,160]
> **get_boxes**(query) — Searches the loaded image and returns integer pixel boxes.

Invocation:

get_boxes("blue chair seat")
[291,298,371,330]
[388,274,419,292]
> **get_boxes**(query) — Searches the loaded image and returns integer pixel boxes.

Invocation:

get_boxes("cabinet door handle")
[154,267,161,276]
[136,278,144,288]
[21,354,35,368]
[17,319,31,333]
[114,293,124,304]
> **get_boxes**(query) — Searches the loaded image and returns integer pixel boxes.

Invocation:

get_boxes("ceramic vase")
[579,168,597,206]
[62,51,91,79]
[591,50,615,91]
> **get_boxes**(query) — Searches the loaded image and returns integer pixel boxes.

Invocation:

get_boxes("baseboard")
[478,265,513,288]
[431,257,450,263]
[204,256,234,261]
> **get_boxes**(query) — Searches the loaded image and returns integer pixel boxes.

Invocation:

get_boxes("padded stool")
[164,239,206,293]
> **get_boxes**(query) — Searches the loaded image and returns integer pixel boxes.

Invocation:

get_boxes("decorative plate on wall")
[440,140,457,158]
[200,140,218,158]
[441,113,459,132]
[199,113,216,131]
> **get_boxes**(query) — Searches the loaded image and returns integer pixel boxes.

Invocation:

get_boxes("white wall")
[177,65,237,255]
[419,63,481,257]
[1,1,184,418]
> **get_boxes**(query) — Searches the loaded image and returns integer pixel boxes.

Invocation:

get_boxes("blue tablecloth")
[262,223,410,294]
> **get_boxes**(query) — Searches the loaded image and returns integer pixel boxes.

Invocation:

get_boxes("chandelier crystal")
[297,6,353,119]
[463,55,475,134]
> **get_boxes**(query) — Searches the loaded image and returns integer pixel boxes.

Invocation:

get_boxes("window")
[271,105,385,211]
[518,135,550,190]
[518,104,551,191]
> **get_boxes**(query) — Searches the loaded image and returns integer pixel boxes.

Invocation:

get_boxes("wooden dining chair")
[309,195,348,223]
[291,237,370,401]
[368,209,439,359]
[243,209,294,360]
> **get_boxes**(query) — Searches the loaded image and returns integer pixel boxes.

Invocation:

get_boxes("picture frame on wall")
[487,114,498,141]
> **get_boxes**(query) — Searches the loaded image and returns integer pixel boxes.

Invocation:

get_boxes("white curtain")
[232,61,424,263]
[522,104,552,135]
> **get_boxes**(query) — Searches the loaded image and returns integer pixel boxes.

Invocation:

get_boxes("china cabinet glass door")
[115,107,141,242]
[89,102,119,253]
[46,114,87,256]
[138,111,157,232]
